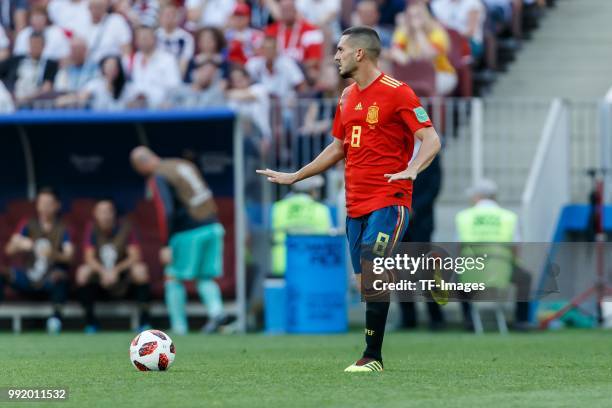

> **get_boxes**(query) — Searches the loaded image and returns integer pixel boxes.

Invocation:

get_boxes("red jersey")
[264,20,323,63]
[332,73,432,218]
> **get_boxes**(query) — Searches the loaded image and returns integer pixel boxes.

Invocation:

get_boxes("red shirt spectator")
[264,0,323,66]
[226,3,263,65]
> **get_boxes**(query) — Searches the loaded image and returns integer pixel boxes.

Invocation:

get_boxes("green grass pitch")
[1,330,611,407]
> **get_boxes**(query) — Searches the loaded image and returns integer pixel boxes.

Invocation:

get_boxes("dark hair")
[228,64,251,88]
[197,26,226,54]
[341,26,381,59]
[99,55,126,100]
[37,187,59,200]
[29,30,45,43]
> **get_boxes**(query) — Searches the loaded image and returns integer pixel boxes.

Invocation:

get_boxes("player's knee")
[75,265,92,286]
[130,263,149,284]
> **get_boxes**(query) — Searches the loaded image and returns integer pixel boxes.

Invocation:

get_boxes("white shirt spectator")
[296,0,340,27]
[127,49,181,108]
[0,80,14,112]
[156,27,195,69]
[82,76,135,110]
[13,26,70,60]
[186,0,236,28]
[0,24,8,51]
[431,0,486,43]
[48,0,91,38]
[228,83,271,139]
[87,13,132,63]
[246,55,305,105]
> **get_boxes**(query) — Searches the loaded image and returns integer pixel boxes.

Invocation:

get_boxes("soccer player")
[130,146,227,335]
[76,200,151,333]
[1,187,73,334]
[257,26,441,372]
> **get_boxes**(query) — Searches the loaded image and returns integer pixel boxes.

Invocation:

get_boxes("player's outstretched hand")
[256,168,298,185]
[384,166,418,182]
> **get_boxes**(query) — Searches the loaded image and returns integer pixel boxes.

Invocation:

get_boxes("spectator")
[431,0,486,59]
[352,0,392,49]
[225,3,263,65]
[130,146,229,334]
[126,25,181,109]
[0,0,28,35]
[250,0,275,30]
[48,0,91,39]
[297,62,337,136]
[0,79,13,111]
[86,0,133,63]
[0,24,9,61]
[54,36,98,94]
[226,66,271,200]
[295,0,341,43]
[377,0,407,27]
[264,0,324,68]
[1,188,73,334]
[167,59,225,108]
[227,65,271,143]
[185,26,228,82]
[157,4,195,77]
[114,0,160,28]
[186,0,236,30]
[0,32,59,107]
[64,55,133,110]
[391,3,458,96]
[76,200,151,333]
[13,7,70,62]
[246,35,305,108]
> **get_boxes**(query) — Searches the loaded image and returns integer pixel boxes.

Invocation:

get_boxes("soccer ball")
[129,329,176,371]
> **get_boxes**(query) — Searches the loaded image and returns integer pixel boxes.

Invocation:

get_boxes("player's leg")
[196,223,226,333]
[164,232,190,335]
[345,216,382,372]
[45,268,69,334]
[76,264,100,332]
[0,266,9,302]
[129,262,151,330]
[345,206,409,372]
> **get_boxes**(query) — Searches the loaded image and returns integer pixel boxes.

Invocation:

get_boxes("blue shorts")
[346,206,410,274]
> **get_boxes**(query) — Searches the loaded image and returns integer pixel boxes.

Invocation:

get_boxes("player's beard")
[339,59,358,79]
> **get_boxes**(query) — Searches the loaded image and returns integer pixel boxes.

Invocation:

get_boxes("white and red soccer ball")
[130,329,176,371]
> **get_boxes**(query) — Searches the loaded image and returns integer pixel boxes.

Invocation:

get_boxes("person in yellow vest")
[271,175,333,277]
[455,179,532,331]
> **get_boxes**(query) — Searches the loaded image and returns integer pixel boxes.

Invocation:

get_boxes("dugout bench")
[0,301,237,333]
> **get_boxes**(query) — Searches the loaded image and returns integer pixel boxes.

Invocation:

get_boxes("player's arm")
[257,138,344,184]
[5,221,33,256]
[51,232,74,264]
[114,244,141,274]
[385,127,441,182]
[5,233,33,256]
[84,246,106,273]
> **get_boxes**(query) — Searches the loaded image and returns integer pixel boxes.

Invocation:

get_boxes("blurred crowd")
[0,0,554,115]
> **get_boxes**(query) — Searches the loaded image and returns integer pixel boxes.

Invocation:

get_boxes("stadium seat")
[391,61,436,97]
[446,28,474,97]
[6,199,35,231]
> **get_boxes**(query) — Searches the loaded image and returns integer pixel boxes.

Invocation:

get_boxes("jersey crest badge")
[366,105,379,124]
